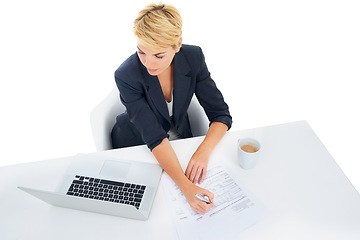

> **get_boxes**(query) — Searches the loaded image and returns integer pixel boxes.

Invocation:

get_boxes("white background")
[1,0,359,193]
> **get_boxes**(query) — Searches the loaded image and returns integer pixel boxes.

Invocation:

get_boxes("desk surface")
[1,121,360,240]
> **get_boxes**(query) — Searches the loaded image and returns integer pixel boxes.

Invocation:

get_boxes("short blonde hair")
[134,3,182,50]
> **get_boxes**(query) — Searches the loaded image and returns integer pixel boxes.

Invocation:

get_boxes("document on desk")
[161,163,268,240]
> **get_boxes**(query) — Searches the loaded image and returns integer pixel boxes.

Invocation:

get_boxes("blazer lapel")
[138,50,193,133]
[173,50,192,126]
[140,64,171,127]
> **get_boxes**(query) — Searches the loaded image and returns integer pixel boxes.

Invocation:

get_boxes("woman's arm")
[152,138,214,214]
[185,121,228,184]
[184,47,231,184]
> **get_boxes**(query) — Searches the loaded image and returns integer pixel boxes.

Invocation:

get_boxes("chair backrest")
[90,88,125,151]
[90,87,209,151]
[187,96,209,137]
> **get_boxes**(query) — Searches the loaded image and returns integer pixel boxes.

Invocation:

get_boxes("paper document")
[161,163,268,240]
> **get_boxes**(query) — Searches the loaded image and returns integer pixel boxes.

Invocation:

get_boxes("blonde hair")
[134,3,182,50]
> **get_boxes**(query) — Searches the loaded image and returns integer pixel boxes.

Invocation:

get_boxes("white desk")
[1,121,360,239]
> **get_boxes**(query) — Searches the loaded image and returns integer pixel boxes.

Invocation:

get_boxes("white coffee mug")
[238,138,261,169]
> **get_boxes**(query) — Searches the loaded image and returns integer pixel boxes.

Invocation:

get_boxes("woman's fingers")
[185,160,208,184]
[184,184,215,215]
[198,166,207,184]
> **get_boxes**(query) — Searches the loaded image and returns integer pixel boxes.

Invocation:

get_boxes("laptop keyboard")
[66,175,146,210]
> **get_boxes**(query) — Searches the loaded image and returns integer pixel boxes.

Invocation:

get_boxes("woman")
[111,3,232,214]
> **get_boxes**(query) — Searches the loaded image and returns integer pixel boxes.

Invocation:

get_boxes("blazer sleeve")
[115,56,168,150]
[194,47,232,130]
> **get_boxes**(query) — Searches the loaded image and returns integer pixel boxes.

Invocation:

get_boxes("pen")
[195,193,211,204]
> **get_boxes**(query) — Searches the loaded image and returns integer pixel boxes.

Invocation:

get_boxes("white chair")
[90,87,209,151]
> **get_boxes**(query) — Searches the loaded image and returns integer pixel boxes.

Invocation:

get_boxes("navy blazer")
[112,44,232,150]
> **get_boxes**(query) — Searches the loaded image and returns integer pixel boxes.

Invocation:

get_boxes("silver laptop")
[18,154,163,221]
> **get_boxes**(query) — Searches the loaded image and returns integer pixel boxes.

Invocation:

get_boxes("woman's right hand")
[182,182,214,215]
[152,138,214,214]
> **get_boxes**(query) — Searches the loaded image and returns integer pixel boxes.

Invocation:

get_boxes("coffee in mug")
[237,138,261,169]
[240,144,258,153]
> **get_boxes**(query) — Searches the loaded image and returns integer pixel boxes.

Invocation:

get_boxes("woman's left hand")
[185,146,211,184]
[185,122,229,184]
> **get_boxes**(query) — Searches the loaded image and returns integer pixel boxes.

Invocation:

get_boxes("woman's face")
[137,41,180,76]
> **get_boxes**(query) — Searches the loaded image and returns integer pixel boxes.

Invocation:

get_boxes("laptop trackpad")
[99,160,131,180]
